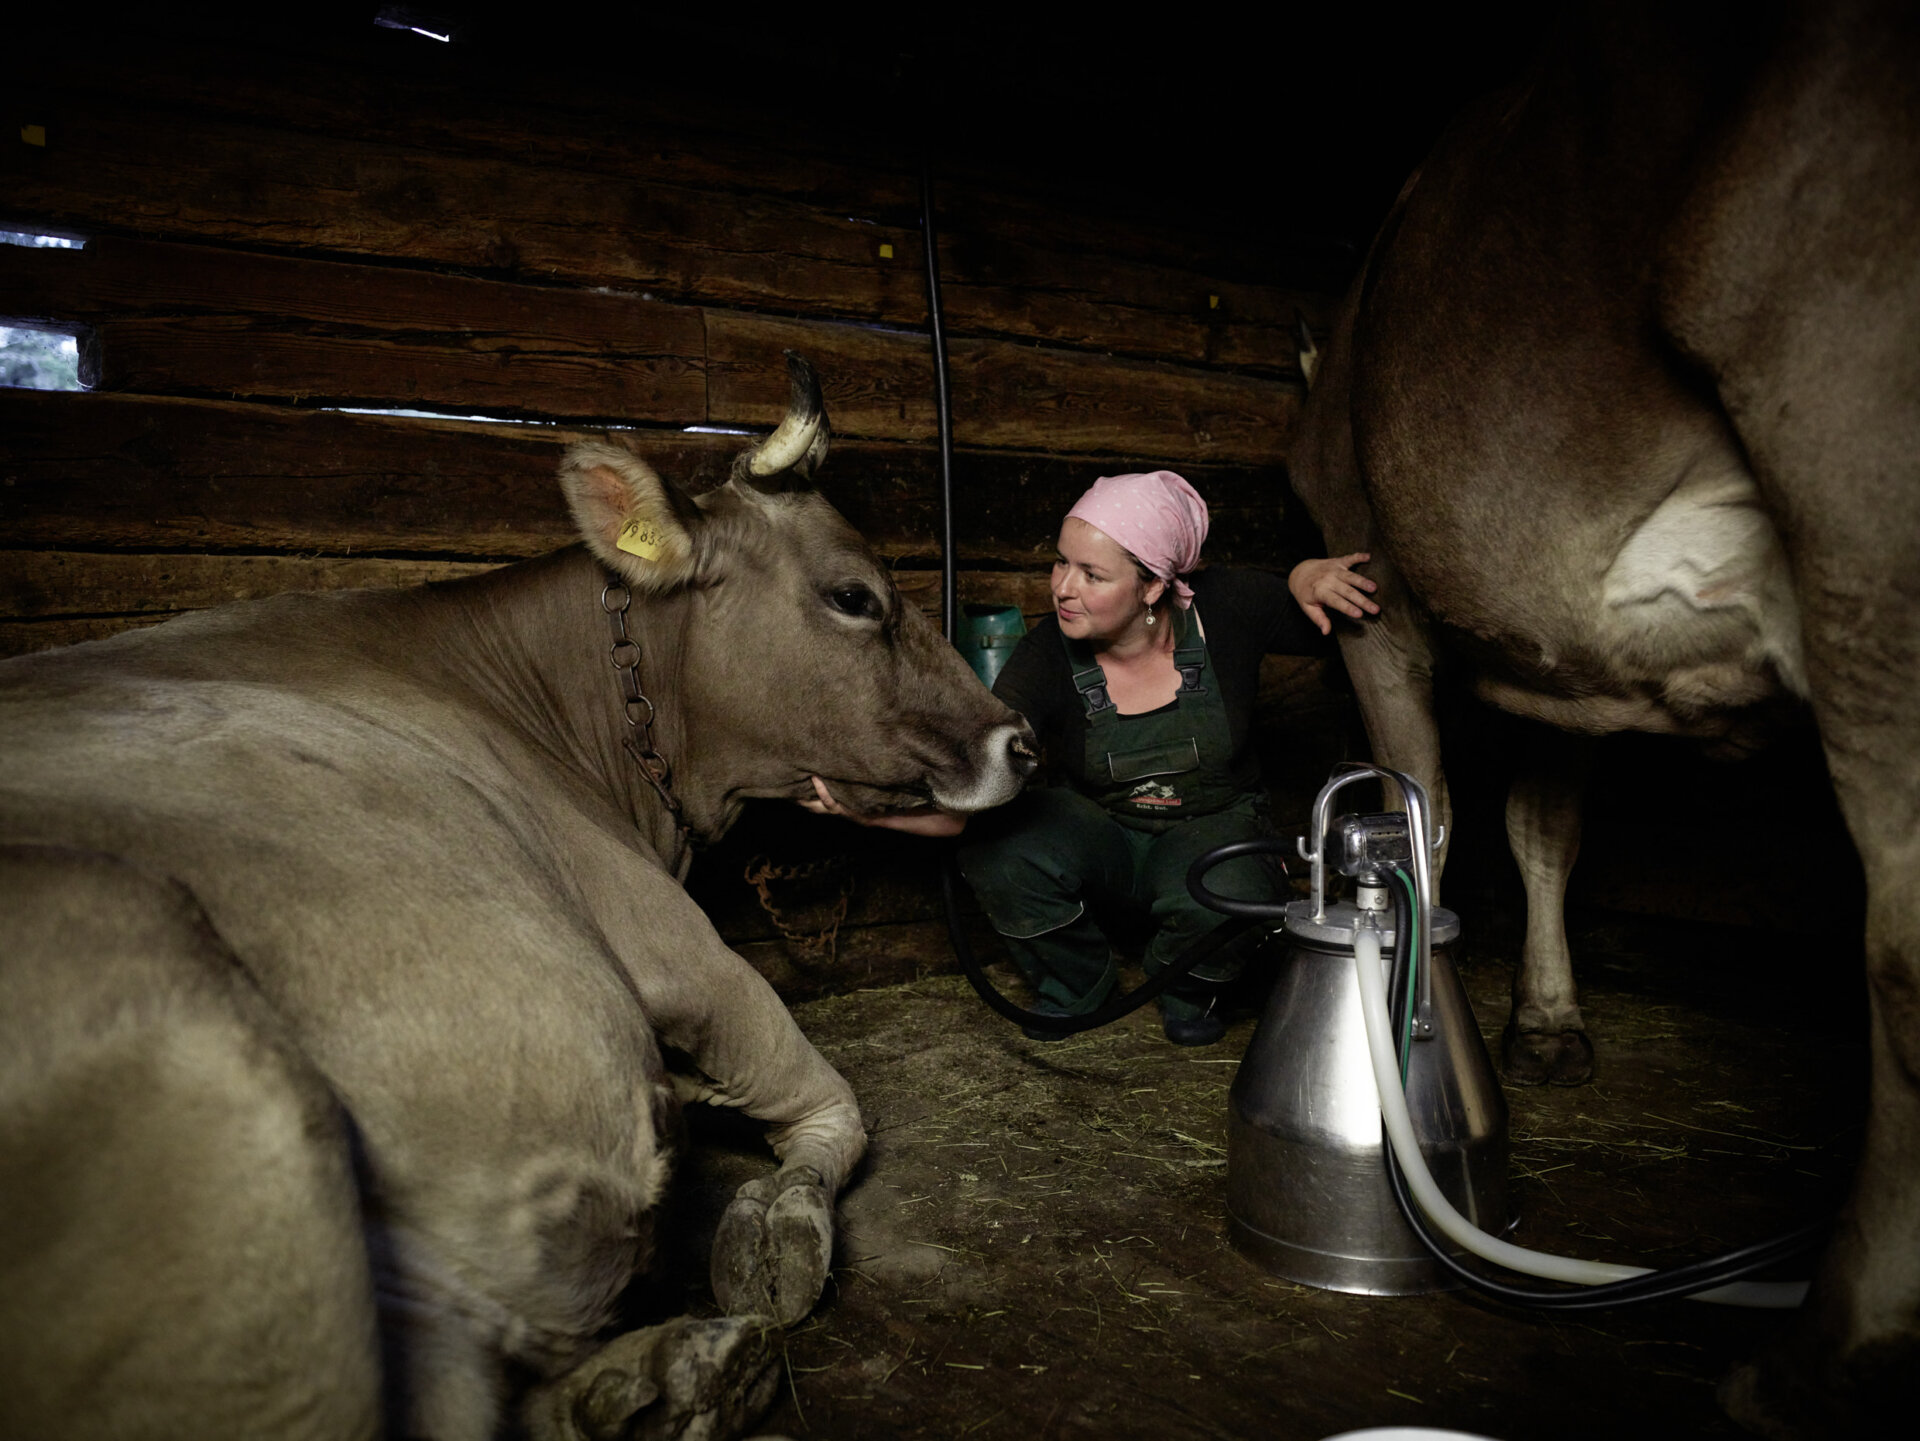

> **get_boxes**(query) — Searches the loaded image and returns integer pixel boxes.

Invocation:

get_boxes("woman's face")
[1051,517,1164,644]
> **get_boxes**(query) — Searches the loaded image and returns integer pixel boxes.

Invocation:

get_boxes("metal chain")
[742,855,853,963]
[601,577,691,849]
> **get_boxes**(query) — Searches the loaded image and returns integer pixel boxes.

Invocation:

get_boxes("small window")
[373,7,456,42]
[0,323,89,392]
[0,229,85,251]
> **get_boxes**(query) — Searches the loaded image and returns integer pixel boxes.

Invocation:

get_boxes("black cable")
[919,155,957,646]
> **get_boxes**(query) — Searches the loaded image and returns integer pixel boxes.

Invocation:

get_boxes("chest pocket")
[1103,737,1200,784]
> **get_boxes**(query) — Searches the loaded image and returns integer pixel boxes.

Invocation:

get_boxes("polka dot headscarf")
[1064,470,1210,607]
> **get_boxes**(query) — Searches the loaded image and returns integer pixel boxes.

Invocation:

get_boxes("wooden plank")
[0,551,1050,628]
[0,390,587,555]
[0,101,931,330]
[42,31,1345,302]
[706,311,1301,462]
[0,614,169,657]
[0,237,705,421]
[0,391,1310,566]
[892,570,1056,622]
[0,238,1303,448]
[2,92,1325,374]
[0,551,500,618]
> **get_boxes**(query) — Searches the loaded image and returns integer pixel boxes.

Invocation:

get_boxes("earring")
[1145,609,1157,628]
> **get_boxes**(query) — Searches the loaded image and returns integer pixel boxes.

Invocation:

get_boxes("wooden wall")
[0,18,1353,986]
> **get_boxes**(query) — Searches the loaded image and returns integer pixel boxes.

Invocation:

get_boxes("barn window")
[1,230,92,391]
[0,229,85,251]
[0,324,88,392]
[321,406,628,430]
[373,7,455,42]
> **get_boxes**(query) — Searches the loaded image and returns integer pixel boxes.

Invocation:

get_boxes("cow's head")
[559,353,1036,837]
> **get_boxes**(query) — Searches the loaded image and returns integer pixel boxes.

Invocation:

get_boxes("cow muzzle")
[930,720,1037,813]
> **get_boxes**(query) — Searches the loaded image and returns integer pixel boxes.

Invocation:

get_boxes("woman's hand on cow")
[800,776,968,836]
[1289,553,1379,635]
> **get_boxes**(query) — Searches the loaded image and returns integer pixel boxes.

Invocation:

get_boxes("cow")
[1286,1,1918,1434]
[0,352,1037,1440]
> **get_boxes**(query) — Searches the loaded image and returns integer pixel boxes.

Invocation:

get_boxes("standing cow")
[0,353,1036,1439]
[1288,2,1918,1434]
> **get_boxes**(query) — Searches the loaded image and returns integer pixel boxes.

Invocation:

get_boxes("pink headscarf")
[1065,470,1210,608]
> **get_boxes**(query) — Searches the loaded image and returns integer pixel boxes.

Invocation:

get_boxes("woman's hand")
[799,776,968,836]
[1289,552,1380,635]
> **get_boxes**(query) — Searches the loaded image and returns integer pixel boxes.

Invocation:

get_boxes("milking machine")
[1188,763,1820,1309]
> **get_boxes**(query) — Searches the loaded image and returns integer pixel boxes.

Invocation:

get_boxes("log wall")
[0,19,1352,987]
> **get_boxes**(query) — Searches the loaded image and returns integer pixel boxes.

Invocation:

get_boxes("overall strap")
[1172,642,1208,696]
[1070,661,1115,717]
[1060,631,1116,718]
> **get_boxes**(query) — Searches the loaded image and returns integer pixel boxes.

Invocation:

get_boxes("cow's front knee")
[522,1316,779,1441]
[710,1165,834,1327]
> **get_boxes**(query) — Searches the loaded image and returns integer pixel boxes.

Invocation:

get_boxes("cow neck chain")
[600,577,692,855]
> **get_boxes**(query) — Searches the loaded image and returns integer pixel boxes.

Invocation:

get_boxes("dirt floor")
[651,908,1864,1441]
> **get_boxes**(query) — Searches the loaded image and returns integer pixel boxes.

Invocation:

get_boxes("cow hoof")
[711,1165,833,1327]
[1718,1358,1813,1441]
[523,1315,779,1441]
[1502,1023,1595,1087]
[1719,1333,1917,1441]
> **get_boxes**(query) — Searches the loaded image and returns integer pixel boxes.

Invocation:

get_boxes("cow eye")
[828,585,882,620]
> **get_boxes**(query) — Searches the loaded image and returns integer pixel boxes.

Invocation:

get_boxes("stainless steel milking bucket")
[1191,764,1512,1296]
[1225,897,1510,1294]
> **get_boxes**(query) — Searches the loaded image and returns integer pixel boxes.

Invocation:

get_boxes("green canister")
[959,604,1027,688]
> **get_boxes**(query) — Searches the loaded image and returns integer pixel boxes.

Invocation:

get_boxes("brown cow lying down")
[1288,2,1918,1434]
[0,354,1035,1440]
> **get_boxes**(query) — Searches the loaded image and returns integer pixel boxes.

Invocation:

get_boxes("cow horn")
[739,351,830,488]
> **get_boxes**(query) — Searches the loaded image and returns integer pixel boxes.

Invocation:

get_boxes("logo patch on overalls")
[1128,781,1184,808]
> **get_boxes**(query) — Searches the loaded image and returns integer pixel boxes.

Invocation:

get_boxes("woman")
[806,470,1376,1046]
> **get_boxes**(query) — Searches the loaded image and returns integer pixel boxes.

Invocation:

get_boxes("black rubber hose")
[1383,1141,1825,1309]
[1185,837,1301,917]
[942,858,1258,1035]
[1376,870,1828,1308]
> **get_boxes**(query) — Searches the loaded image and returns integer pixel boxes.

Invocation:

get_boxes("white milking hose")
[1352,926,1807,1309]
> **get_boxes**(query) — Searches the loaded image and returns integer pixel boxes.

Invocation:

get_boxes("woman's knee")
[958,790,1125,931]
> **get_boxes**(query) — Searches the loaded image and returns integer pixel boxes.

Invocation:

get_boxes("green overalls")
[958,606,1279,1020]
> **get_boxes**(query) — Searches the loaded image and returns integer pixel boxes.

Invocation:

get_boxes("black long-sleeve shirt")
[991,567,1332,798]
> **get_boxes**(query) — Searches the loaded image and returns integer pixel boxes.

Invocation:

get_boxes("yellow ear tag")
[617,516,668,561]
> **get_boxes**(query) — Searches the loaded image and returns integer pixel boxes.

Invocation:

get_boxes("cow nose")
[1008,729,1039,777]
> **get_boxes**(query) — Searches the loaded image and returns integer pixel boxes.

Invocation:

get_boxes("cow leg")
[378,1282,503,1441]
[1338,596,1455,892]
[600,867,867,1328]
[0,845,381,1440]
[1720,776,1920,1437]
[521,1316,779,1441]
[1662,7,1920,1427]
[1502,727,1596,1086]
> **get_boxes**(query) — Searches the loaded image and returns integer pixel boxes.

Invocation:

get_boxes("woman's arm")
[1288,552,1380,635]
[798,776,969,836]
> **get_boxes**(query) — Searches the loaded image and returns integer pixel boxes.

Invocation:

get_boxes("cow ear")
[558,440,701,593]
